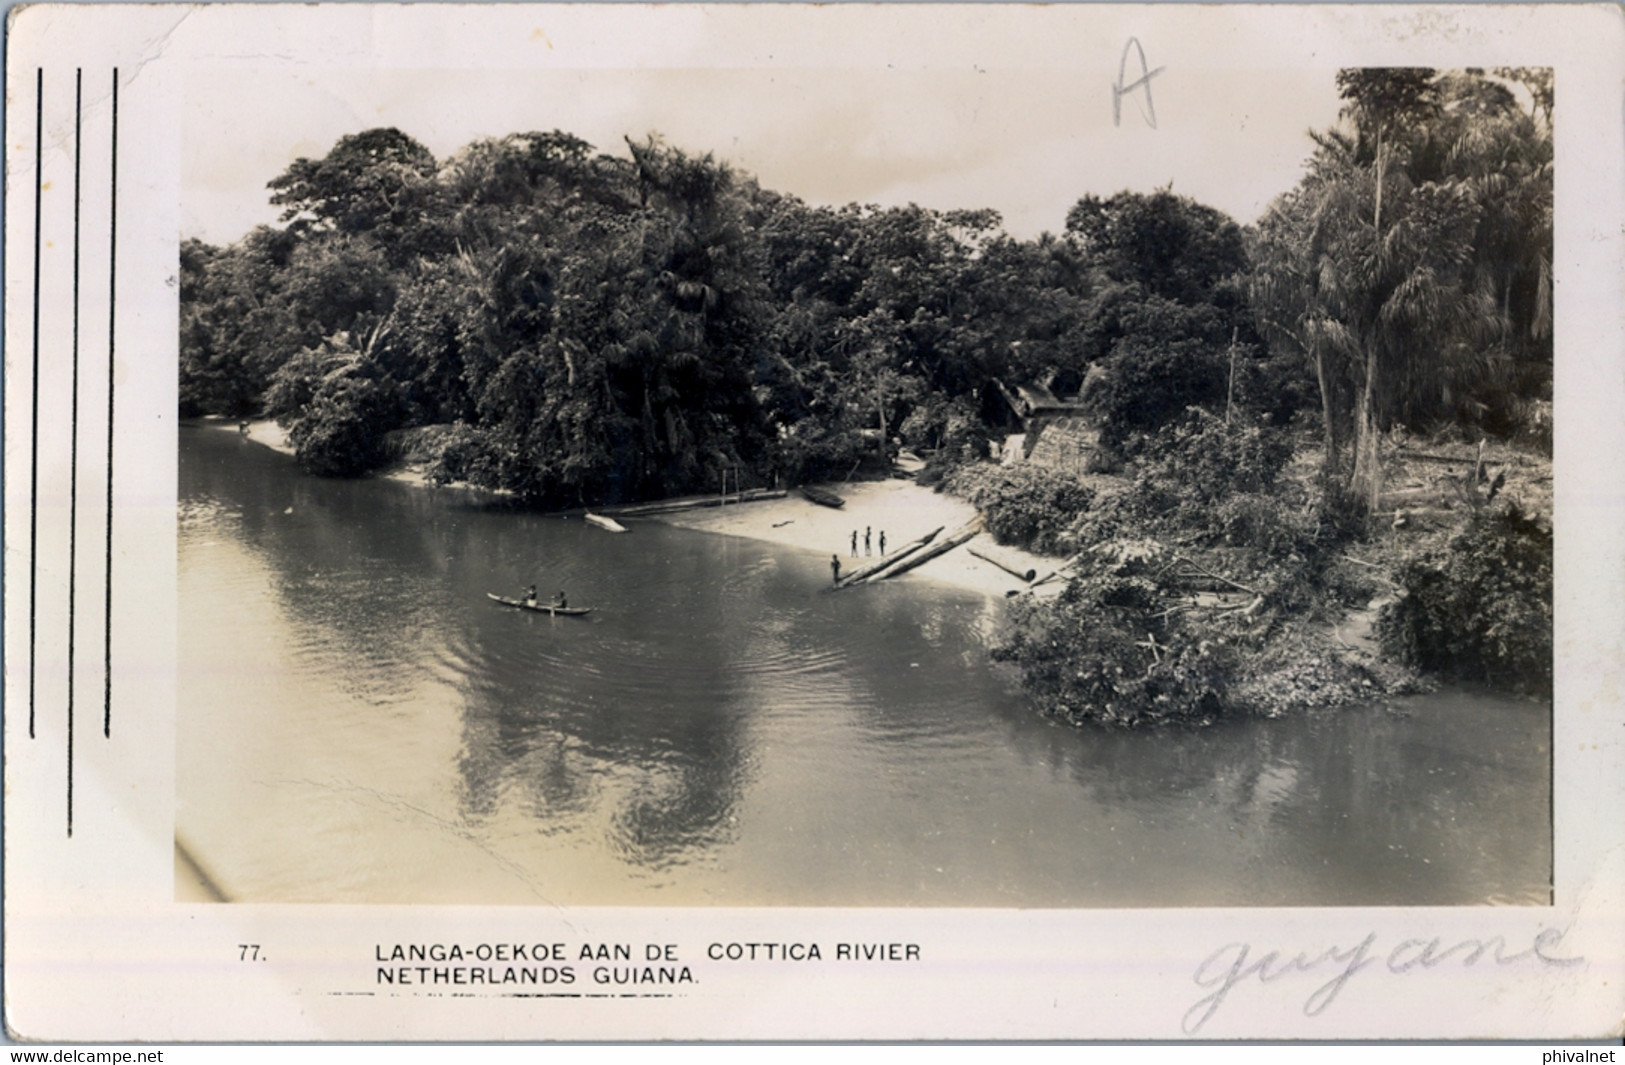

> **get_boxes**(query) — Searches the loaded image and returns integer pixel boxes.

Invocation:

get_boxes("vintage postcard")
[5,2,1622,1042]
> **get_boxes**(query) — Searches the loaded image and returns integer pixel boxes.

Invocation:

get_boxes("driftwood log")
[836,527,943,588]
[1030,552,1087,589]
[858,518,984,584]
[968,545,1037,583]
[1395,452,1480,467]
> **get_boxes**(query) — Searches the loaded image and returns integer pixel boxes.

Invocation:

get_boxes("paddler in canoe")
[524,584,539,606]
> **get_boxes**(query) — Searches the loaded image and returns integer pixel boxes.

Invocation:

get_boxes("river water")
[177,424,1550,907]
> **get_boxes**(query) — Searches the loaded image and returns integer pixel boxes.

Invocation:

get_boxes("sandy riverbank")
[239,418,293,455]
[657,478,1058,599]
[239,419,456,490]
[232,419,1051,598]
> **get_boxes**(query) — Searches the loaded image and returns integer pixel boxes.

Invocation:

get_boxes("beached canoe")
[595,488,787,517]
[487,593,592,616]
[797,485,846,509]
[584,513,628,533]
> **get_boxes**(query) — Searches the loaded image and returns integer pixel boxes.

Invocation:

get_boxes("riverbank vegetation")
[181,67,1553,721]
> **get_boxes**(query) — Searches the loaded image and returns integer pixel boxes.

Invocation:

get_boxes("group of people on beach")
[849,526,886,557]
[832,526,888,585]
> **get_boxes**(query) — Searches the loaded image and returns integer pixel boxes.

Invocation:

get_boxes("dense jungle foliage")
[181,68,1554,719]
[1378,502,1553,696]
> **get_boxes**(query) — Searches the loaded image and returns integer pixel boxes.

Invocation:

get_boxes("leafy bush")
[422,422,502,487]
[1234,346,1318,426]
[1377,503,1552,696]
[1059,482,1161,552]
[1083,335,1227,446]
[898,392,987,455]
[284,366,401,477]
[264,343,345,423]
[941,464,1094,555]
[1210,492,1316,556]
[1499,396,1553,456]
[1230,628,1426,718]
[904,394,992,487]
[1063,412,1305,556]
[381,423,462,466]
[773,420,872,486]
[994,572,1239,727]
[1133,408,1294,502]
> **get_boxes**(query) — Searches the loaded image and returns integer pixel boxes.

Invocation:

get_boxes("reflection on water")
[177,424,1550,906]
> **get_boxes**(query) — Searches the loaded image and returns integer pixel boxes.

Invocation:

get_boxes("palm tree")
[1252,68,1548,512]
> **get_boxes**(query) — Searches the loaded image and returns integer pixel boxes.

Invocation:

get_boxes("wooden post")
[1225,326,1238,429]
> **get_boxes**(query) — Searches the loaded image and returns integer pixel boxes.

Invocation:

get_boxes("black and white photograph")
[5,2,1622,1043]
[174,60,1557,909]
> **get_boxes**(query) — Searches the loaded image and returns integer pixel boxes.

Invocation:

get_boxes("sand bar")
[655,478,1055,599]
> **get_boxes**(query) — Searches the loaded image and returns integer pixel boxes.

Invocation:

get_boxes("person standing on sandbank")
[831,555,842,586]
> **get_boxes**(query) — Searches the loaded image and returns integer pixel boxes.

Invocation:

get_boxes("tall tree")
[268,127,444,262]
[1066,188,1246,305]
[1252,68,1547,510]
[1334,69,1442,506]
[268,127,438,233]
[1064,190,1254,445]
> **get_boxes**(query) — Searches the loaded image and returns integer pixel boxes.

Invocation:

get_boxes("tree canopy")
[1252,67,1552,508]
[182,70,1549,508]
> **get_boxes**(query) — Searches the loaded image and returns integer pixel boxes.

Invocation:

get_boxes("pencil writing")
[1183,928,1583,1033]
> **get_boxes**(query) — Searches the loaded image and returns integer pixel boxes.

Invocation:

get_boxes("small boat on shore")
[797,485,846,509]
[487,593,592,616]
[595,488,786,517]
[584,513,628,533]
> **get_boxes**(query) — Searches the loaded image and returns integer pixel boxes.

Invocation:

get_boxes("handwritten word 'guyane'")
[1184,929,1582,1034]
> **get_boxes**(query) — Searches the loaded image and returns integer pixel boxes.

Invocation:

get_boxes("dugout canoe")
[584,513,628,533]
[596,489,786,518]
[487,593,593,617]
[797,485,847,509]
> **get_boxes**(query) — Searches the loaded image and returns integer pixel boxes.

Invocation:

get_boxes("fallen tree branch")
[1167,555,1260,596]
[1217,594,1266,617]
[1396,452,1480,466]
[1030,550,1087,588]
[968,545,1037,583]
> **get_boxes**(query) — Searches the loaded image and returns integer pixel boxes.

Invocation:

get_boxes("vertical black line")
[104,69,118,738]
[29,69,43,740]
[68,68,82,838]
